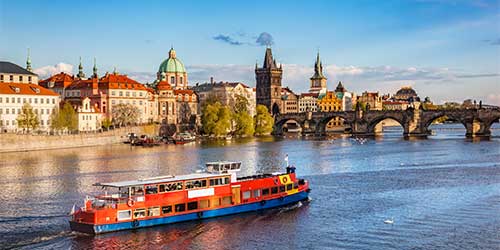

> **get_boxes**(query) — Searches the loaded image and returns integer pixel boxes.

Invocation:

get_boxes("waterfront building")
[309,52,327,94]
[281,87,298,114]
[156,48,188,90]
[76,97,102,132]
[255,48,283,115]
[357,91,383,110]
[334,81,354,111]
[0,61,59,132]
[298,93,319,112]
[393,86,419,102]
[192,79,255,117]
[39,72,75,97]
[382,86,421,110]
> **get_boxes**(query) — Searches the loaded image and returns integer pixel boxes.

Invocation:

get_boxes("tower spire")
[92,57,98,78]
[77,56,86,78]
[26,48,32,72]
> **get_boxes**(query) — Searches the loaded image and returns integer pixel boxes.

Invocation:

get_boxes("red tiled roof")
[39,72,75,88]
[174,89,196,102]
[157,80,172,90]
[0,82,59,96]
[99,73,147,90]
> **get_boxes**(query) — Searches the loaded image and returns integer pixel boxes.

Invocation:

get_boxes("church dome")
[394,86,418,101]
[158,48,186,73]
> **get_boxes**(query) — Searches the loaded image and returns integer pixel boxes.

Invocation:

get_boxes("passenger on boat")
[286,165,296,174]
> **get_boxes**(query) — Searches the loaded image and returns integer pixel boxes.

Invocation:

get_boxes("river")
[0,124,499,250]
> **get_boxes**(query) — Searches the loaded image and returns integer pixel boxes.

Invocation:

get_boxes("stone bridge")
[274,108,500,138]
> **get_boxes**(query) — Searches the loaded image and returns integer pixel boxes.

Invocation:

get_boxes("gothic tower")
[255,48,283,115]
[309,52,327,94]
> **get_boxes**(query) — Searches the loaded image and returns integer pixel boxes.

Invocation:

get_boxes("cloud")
[213,34,243,46]
[255,32,274,46]
[488,38,500,45]
[34,62,74,78]
[486,93,500,106]
[126,71,156,84]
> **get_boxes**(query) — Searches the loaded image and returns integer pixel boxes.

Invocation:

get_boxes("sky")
[1,0,499,105]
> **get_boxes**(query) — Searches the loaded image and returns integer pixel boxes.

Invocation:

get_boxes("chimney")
[210,77,214,84]
[92,77,98,95]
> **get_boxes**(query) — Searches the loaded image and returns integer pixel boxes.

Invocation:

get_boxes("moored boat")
[69,161,310,234]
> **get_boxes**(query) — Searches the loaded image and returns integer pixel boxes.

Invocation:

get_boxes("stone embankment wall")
[0,126,146,153]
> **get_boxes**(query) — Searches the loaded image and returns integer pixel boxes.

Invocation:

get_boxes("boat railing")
[236,173,275,181]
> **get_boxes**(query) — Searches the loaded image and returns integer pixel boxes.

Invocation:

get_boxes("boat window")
[279,185,286,193]
[253,189,261,198]
[212,198,220,207]
[286,184,293,191]
[175,203,185,212]
[221,196,232,206]
[160,182,183,192]
[146,185,158,194]
[293,182,299,189]
[117,210,131,221]
[187,201,198,211]
[224,177,230,184]
[242,191,251,199]
[199,199,210,209]
[262,188,270,196]
[159,184,166,192]
[271,187,278,194]
[185,179,207,189]
[230,163,240,170]
[162,205,172,214]
[130,186,144,196]
[148,207,160,217]
[133,208,146,219]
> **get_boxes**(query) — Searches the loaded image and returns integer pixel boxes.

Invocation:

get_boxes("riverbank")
[0,126,146,153]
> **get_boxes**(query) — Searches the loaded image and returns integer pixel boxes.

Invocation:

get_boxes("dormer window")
[30,87,40,94]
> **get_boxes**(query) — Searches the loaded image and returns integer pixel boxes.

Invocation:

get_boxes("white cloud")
[486,93,500,106]
[34,62,74,79]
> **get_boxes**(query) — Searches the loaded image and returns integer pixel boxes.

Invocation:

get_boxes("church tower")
[309,52,327,94]
[255,48,283,115]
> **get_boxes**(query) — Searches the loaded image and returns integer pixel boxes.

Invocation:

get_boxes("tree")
[102,118,112,130]
[17,103,39,132]
[112,103,140,126]
[254,105,274,135]
[232,95,254,136]
[49,102,78,133]
[201,102,232,136]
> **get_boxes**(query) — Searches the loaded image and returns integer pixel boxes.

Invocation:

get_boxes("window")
[170,76,175,84]
[17,98,20,103]
[117,210,132,221]
[130,186,144,196]
[28,76,32,83]
[119,91,123,96]
[148,207,160,217]
[175,203,185,212]
[0,75,3,81]
[159,182,183,192]
[199,199,210,209]
[52,99,55,104]
[187,201,198,211]
[185,179,207,189]
[126,91,130,97]
[271,187,278,194]
[19,76,23,82]
[112,100,116,104]
[11,97,14,103]
[180,77,183,84]
[41,98,44,104]
[221,196,232,206]
[242,191,251,200]
[145,185,158,194]
[279,185,286,193]
[9,75,13,81]
[294,182,299,189]
[253,189,261,198]
[286,184,293,191]
[0,97,2,103]
[112,91,116,96]
[262,188,270,196]
[133,208,146,219]
[162,205,172,214]
[212,198,221,207]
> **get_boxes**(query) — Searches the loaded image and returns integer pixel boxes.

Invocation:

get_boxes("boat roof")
[95,172,230,188]
[205,161,241,165]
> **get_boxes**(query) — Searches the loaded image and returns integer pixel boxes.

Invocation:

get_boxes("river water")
[0,124,499,250]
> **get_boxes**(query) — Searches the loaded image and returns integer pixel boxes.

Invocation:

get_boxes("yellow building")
[317,91,344,131]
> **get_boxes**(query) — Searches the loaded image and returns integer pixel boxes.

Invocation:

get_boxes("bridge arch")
[315,114,352,135]
[274,118,303,134]
[366,115,406,135]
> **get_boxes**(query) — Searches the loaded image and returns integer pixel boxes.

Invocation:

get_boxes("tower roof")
[158,47,186,73]
[262,48,278,69]
[311,52,326,79]
[335,81,346,92]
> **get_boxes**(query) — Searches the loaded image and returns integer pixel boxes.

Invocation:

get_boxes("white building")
[298,93,319,112]
[77,97,102,132]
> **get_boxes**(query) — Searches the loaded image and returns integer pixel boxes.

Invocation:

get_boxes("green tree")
[112,103,140,126]
[232,95,254,136]
[254,105,274,135]
[201,102,232,136]
[60,102,78,131]
[102,118,112,130]
[16,103,39,132]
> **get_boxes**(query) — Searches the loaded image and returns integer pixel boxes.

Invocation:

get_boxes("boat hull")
[70,189,309,234]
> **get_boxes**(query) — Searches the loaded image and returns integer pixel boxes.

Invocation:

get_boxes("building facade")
[77,97,102,132]
[255,48,282,115]
[281,87,298,114]
[0,61,60,132]
[298,93,319,112]
[357,91,383,110]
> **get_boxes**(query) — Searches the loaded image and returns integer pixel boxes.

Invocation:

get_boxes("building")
[334,81,353,111]
[382,86,421,110]
[357,91,383,110]
[192,79,256,117]
[77,97,102,132]
[255,48,283,115]
[382,100,410,110]
[393,86,419,102]
[281,87,298,114]
[317,90,344,131]
[309,53,327,94]
[298,93,319,112]
[39,72,75,97]
[0,62,59,132]
[157,48,188,90]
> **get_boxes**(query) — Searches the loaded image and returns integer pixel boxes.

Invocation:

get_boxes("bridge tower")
[255,48,283,115]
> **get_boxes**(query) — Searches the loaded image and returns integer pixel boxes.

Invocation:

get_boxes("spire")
[311,51,326,79]
[263,48,277,69]
[92,57,98,78]
[335,81,346,93]
[169,47,176,59]
[113,66,118,74]
[26,48,32,72]
[77,56,86,78]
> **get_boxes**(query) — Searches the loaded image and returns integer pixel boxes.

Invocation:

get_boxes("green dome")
[158,48,186,73]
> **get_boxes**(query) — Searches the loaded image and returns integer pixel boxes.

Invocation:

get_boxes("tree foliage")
[16,103,39,132]
[254,105,274,135]
[232,95,254,136]
[112,103,140,126]
[201,102,232,136]
[102,118,112,130]
[50,102,78,132]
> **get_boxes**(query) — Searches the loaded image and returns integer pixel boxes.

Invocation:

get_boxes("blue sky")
[1,0,499,104]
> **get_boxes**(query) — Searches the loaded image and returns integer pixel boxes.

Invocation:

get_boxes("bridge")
[274,108,500,138]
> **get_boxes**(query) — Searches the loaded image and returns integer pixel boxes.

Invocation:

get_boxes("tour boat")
[69,161,310,234]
